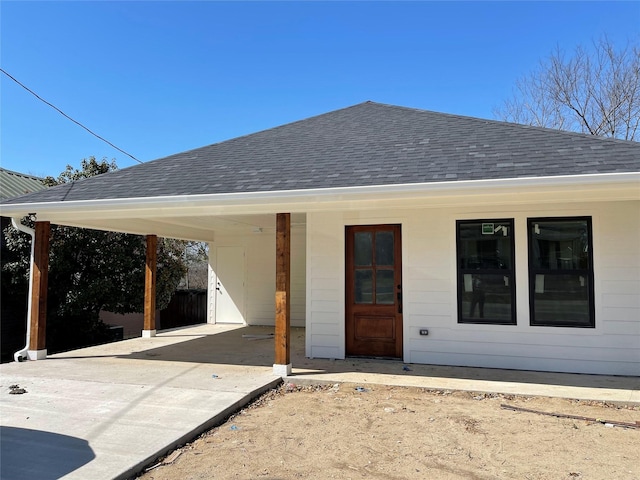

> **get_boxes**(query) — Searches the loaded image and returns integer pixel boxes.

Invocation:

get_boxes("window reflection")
[530,220,590,270]
[355,270,373,304]
[352,228,397,305]
[354,232,372,266]
[376,269,394,304]
[457,219,515,325]
[375,231,394,266]
[460,274,513,322]
[458,221,512,270]
[529,218,594,327]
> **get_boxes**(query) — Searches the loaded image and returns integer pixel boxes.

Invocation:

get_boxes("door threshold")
[346,355,403,361]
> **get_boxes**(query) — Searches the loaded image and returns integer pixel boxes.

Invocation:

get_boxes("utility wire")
[1,68,143,164]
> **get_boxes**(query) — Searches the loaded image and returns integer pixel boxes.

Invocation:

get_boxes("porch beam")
[274,213,291,376]
[143,234,157,337]
[28,221,50,360]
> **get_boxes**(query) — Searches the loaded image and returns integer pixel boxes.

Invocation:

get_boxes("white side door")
[214,246,246,324]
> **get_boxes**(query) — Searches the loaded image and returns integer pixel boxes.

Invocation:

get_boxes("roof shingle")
[3,102,639,205]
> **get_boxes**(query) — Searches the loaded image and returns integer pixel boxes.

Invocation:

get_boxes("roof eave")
[2,172,638,222]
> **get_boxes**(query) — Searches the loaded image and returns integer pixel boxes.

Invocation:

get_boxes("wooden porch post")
[142,234,157,338]
[28,221,50,360]
[274,213,291,376]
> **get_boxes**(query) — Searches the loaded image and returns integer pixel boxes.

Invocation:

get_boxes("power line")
[1,68,143,164]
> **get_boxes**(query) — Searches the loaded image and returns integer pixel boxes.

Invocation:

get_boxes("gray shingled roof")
[0,168,46,201]
[3,102,639,205]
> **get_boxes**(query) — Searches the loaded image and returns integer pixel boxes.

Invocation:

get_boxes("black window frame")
[527,216,595,328]
[456,219,516,325]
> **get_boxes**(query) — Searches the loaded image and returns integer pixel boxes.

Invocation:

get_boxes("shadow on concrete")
[120,325,284,366]
[49,324,640,394]
[0,426,96,480]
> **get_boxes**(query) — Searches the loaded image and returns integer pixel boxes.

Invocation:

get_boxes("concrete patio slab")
[1,323,638,480]
[287,328,640,405]
[290,359,640,404]
[0,324,280,480]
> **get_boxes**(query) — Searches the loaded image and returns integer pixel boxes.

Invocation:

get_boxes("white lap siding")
[306,212,345,359]
[306,201,640,375]
[208,225,306,327]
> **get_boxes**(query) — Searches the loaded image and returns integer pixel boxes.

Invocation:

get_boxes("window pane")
[531,274,591,326]
[375,231,394,266]
[457,219,515,325]
[459,273,513,323]
[528,217,594,328]
[459,221,512,270]
[355,269,373,304]
[354,232,372,266]
[530,219,590,270]
[376,269,394,304]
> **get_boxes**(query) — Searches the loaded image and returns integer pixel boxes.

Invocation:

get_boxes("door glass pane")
[375,231,394,266]
[532,274,591,326]
[459,273,512,323]
[355,269,373,304]
[376,269,394,304]
[530,220,590,270]
[354,232,372,266]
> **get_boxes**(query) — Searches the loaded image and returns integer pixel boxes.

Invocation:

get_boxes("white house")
[2,102,638,376]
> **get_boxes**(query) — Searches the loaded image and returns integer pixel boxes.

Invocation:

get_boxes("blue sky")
[1,1,638,178]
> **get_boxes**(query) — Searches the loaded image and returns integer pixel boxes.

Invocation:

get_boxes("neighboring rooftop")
[0,168,46,201]
[3,101,639,205]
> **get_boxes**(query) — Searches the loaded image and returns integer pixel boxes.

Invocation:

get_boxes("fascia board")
[1,172,638,221]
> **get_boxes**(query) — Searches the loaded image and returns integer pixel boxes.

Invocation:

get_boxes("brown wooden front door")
[345,224,403,358]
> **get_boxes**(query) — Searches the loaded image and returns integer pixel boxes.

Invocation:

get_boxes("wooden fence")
[160,289,208,329]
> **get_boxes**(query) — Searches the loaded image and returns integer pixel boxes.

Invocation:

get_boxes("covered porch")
[13,209,303,376]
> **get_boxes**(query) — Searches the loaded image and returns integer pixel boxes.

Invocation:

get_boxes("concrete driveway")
[0,324,281,480]
[1,323,638,480]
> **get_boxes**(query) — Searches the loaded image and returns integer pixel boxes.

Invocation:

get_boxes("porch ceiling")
[51,213,308,242]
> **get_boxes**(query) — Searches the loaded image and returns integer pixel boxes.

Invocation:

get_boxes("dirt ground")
[137,382,639,480]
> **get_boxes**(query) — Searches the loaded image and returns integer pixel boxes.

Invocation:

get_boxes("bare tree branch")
[494,37,640,141]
